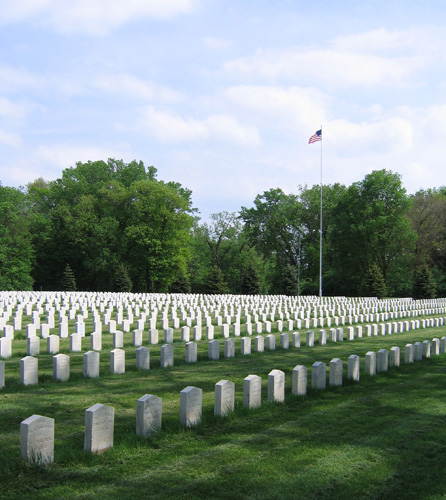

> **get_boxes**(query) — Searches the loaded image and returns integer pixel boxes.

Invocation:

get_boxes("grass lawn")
[1,316,446,499]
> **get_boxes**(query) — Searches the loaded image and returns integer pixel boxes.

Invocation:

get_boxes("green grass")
[2,314,446,499]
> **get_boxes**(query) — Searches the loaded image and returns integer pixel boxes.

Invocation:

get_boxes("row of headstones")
[19,334,444,464]
[4,325,446,389]
[2,309,445,364]
[2,291,445,333]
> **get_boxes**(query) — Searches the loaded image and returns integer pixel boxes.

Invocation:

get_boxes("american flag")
[308,129,322,144]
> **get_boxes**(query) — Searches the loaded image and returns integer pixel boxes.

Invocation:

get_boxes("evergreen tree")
[206,265,228,294]
[241,261,261,295]
[61,264,77,291]
[283,264,298,296]
[413,265,436,299]
[169,270,191,293]
[113,263,132,292]
[362,263,387,298]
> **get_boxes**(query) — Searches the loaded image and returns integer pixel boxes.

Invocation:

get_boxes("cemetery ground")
[2,314,446,499]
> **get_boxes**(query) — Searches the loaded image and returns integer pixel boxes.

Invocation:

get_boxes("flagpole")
[319,124,323,298]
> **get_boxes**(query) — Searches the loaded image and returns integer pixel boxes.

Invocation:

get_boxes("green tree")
[61,264,77,291]
[113,264,132,292]
[240,261,261,295]
[283,264,299,296]
[330,170,415,296]
[0,185,34,290]
[362,263,387,298]
[206,265,228,294]
[412,265,436,299]
[169,270,192,293]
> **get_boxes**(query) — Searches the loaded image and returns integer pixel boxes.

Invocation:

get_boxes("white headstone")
[84,403,114,454]
[132,329,143,347]
[240,337,251,355]
[110,348,125,374]
[224,338,235,358]
[243,374,262,409]
[160,344,174,368]
[136,394,162,436]
[20,356,38,385]
[405,344,414,363]
[0,337,12,358]
[69,333,82,353]
[329,358,343,386]
[136,346,150,370]
[292,365,307,396]
[268,369,285,403]
[27,336,40,356]
[53,353,70,382]
[390,346,400,367]
[311,361,326,390]
[179,386,202,428]
[266,334,275,351]
[214,380,235,416]
[20,415,54,464]
[185,342,197,363]
[365,351,377,375]
[348,354,360,381]
[208,340,220,360]
[377,349,388,373]
[47,335,59,354]
[83,351,100,378]
[254,335,264,352]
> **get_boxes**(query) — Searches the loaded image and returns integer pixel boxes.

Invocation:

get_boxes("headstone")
[110,348,125,374]
[20,415,54,464]
[377,349,388,373]
[90,332,102,351]
[208,340,220,360]
[312,361,326,389]
[266,334,275,351]
[292,332,301,348]
[83,351,100,378]
[132,329,143,347]
[206,325,214,340]
[164,328,173,344]
[69,333,82,353]
[52,353,70,382]
[113,330,123,349]
[136,394,162,436]
[0,337,12,358]
[268,369,285,403]
[254,335,264,352]
[224,338,235,358]
[422,340,431,358]
[185,342,197,363]
[306,330,315,347]
[160,344,174,368]
[414,342,423,361]
[136,346,150,370]
[47,335,59,354]
[440,336,446,354]
[329,358,343,386]
[20,356,38,385]
[148,329,159,345]
[240,337,251,355]
[292,365,307,396]
[390,346,400,367]
[179,386,202,428]
[365,351,377,375]
[0,360,4,389]
[243,374,262,409]
[348,355,360,381]
[40,324,49,339]
[27,336,40,356]
[319,329,327,345]
[280,332,289,349]
[405,344,414,363]
[84,403,114,454]
[181,326,190,342]
[214,380,235,416]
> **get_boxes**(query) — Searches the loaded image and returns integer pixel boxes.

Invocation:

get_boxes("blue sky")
[1,0,445,219]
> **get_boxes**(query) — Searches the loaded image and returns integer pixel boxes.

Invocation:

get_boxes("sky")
[1,0,446,220]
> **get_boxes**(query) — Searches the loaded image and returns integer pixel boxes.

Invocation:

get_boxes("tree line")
[0,159,444,298]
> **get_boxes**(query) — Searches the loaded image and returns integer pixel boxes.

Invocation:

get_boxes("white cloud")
[0,0,198,35]
[34,144,131,168]
[94,74,181,102]
[0,98,27,118]
[0,130,22,147]
[0,65,41,92]
[203,37,235,50]
[223,85,329,132]
[138,107,260,145]
[223,48,424,87]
